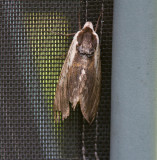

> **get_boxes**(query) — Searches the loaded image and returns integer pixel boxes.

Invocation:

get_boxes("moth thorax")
[77,27,97,58]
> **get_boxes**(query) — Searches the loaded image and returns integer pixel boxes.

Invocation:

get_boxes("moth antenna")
[85,0,88,22]
[78,9,81,30]
[95,4,104,32]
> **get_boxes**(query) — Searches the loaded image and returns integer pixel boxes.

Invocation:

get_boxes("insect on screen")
[0,0,113,159]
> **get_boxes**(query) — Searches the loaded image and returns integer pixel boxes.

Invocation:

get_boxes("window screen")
[0,0,113,159]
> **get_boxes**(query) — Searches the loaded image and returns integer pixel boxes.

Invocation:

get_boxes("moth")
[53,21,101,124]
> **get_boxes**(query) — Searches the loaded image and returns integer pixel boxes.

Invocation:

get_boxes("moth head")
[77,22,97,58]
[82,22,94,31]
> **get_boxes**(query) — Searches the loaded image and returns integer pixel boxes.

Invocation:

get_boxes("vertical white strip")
[111,0,156,160]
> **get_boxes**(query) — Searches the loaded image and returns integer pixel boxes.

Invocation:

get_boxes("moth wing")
[53,32,79,121]
[80,47,101,124]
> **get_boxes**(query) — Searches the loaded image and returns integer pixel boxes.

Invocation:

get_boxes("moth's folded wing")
[79,50,101,124]
[53,32,79,121]
[53,76,69,121]
[67,63,81,110]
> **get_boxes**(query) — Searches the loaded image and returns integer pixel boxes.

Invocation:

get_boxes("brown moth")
[53,22,101,124]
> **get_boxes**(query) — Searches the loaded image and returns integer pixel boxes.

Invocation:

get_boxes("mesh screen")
[0,0,113,159]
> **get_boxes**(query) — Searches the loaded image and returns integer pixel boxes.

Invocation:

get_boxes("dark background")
[0,0,113,159]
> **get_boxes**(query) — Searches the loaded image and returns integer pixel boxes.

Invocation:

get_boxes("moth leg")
[54,111,61,123]
[94,112,99,160]
[82,118,86,160]
[48,29,76,36]
[47,30,76,59]
[55,33,76,36]
[49,53,66,59]
[55,52,67,59]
